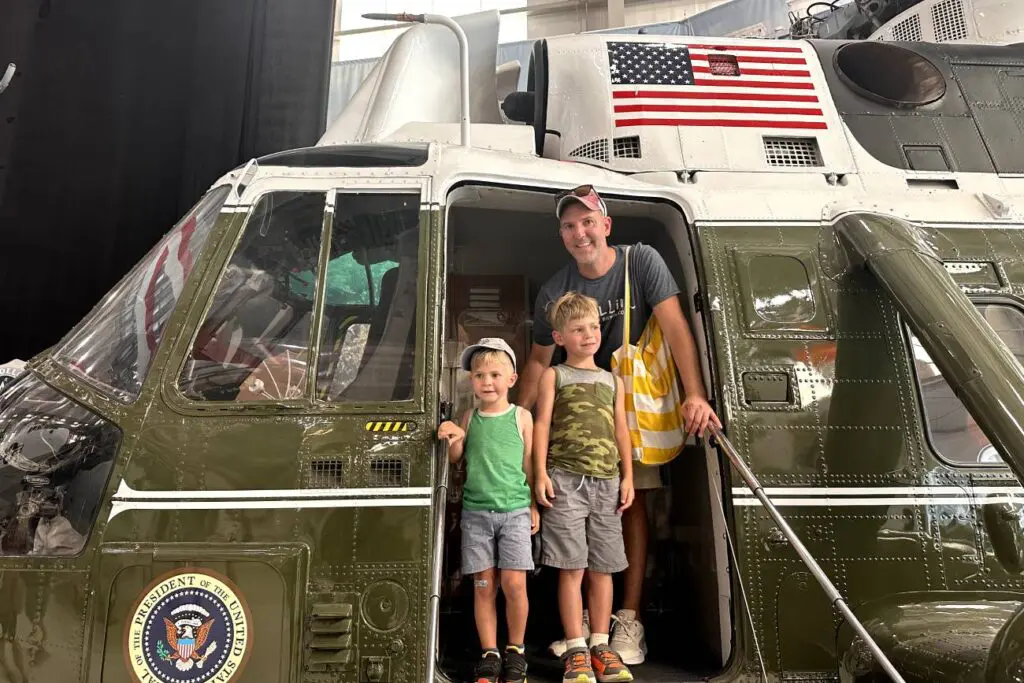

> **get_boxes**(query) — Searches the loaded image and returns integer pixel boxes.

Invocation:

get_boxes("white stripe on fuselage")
[107,480,434,520]
[730,485,1024,506]
[107,496,432,521]
[112,479,432,500]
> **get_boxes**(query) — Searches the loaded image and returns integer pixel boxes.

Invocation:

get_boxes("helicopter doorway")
[438,184,733,682]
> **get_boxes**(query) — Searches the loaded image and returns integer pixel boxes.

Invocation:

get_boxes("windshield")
[53,186,231,401]
[178,190,421,404]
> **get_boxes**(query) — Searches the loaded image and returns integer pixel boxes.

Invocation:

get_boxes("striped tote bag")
[610,246,686,465]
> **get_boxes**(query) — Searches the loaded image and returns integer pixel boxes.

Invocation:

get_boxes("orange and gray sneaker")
[562,646,597,683]
[590,644,634,683]
[474,650,502,683]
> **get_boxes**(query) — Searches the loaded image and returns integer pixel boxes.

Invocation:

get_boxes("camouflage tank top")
[547,364,620,479]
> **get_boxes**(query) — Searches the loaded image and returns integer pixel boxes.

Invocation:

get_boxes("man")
[517,185,720,665]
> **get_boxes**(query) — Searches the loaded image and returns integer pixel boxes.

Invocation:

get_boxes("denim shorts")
[540,468,628,574]
[460,507,534,575]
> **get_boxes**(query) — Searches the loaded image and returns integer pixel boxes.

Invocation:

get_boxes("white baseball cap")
[460,338,517,372]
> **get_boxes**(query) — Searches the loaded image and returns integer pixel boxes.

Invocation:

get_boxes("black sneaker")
[474,650,502,683]
[503,646,528,683]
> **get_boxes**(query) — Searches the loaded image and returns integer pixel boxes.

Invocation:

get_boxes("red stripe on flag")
[683,43,805,53]
[692,77,815,89]
[692,65,811,77]
[614,103,824,116]
[615,118,829,129]
[612,90,820,103]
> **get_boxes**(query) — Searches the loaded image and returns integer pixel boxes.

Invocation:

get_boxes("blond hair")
[547,291,600,332]
[469,349,514,371]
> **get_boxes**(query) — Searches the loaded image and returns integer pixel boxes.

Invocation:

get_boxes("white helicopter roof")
[211,10,1024,227]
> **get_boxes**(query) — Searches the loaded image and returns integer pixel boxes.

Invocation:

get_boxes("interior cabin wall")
[443,195,730,671]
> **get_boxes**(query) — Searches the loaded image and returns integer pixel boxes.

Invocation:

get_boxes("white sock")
[567,637,587,650]
[589,633,609,648]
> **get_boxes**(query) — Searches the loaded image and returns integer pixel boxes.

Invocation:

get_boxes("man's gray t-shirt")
[533,244,680,370]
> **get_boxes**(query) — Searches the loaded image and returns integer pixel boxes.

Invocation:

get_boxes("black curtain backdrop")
[0,0,335,362]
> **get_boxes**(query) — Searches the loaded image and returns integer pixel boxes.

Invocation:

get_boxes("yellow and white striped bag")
[610,246,686,465]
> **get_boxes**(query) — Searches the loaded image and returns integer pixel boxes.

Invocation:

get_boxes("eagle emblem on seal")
[160,604,218,672]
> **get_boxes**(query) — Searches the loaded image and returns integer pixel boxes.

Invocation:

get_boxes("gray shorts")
[460,507,534,575]
[540,468,628,574]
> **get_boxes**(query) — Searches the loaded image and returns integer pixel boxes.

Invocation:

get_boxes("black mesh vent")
[613,136,642,158]
[369,457,407,487]
[568,139,609,163]
[308,459,347,488]
[763,137,823,167]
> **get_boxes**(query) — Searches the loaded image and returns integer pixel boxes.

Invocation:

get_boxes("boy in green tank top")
[534,293,635,683]
[438,338,539,683]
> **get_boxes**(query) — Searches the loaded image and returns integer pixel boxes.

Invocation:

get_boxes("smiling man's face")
[558,202,612,269]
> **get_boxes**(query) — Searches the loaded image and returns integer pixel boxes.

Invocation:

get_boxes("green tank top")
[462,405,532,512]
[548,364,620,479]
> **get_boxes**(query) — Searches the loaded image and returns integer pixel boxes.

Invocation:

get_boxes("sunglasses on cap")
[554,185,607,218]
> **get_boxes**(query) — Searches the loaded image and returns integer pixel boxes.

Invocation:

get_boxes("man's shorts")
[460,507,534,575]
[633,462,662,491]
[540,468,628,574]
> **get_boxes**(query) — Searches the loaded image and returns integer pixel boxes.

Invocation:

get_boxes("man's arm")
[532,367,557,506]
[652,296,722,437]
[613,374,634,512]
[516,342,555,411]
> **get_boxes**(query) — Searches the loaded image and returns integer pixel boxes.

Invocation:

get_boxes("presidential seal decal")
[125,569,251,683]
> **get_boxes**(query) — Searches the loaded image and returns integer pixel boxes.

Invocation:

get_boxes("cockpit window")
[53,186,231,401]
[316,193,420,402]
[0,373,121,556]
[909,303,1024,467]
[179,191,327,401]
[177,190,421,404]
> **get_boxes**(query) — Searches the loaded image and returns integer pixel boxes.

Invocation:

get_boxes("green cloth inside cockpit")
[288,252,396,306]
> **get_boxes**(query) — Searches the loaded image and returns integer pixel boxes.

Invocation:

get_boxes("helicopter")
[3,6,1024,683]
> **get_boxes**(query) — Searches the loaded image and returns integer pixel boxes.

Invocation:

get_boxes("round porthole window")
[834,42,946,108]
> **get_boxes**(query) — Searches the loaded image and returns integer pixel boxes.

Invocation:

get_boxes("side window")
[54,185,230,401]
[178,191,327,401]
[909,303,1024,466]
[0,374,122,556]
[317,193,420,402]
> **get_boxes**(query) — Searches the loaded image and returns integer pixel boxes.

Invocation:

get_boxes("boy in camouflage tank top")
[534,292,635,683]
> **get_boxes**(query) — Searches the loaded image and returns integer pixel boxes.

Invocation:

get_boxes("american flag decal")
[608,41,827,130]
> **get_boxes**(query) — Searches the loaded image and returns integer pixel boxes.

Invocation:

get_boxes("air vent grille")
[306,598,355,672]
[309,459,347,488]
[931,0,967,41]
[891,14,922,41]
[763,137,823,167]
[369,457,407,487]
[613,136,642,158]
[568,139,609,163]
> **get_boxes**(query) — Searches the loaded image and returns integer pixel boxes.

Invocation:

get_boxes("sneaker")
[549,610,591,658]
[503,646,528,683]
[609,610,647,665]
[562,646,596,683]
[590,644,633,683]
[473,650,502,683]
